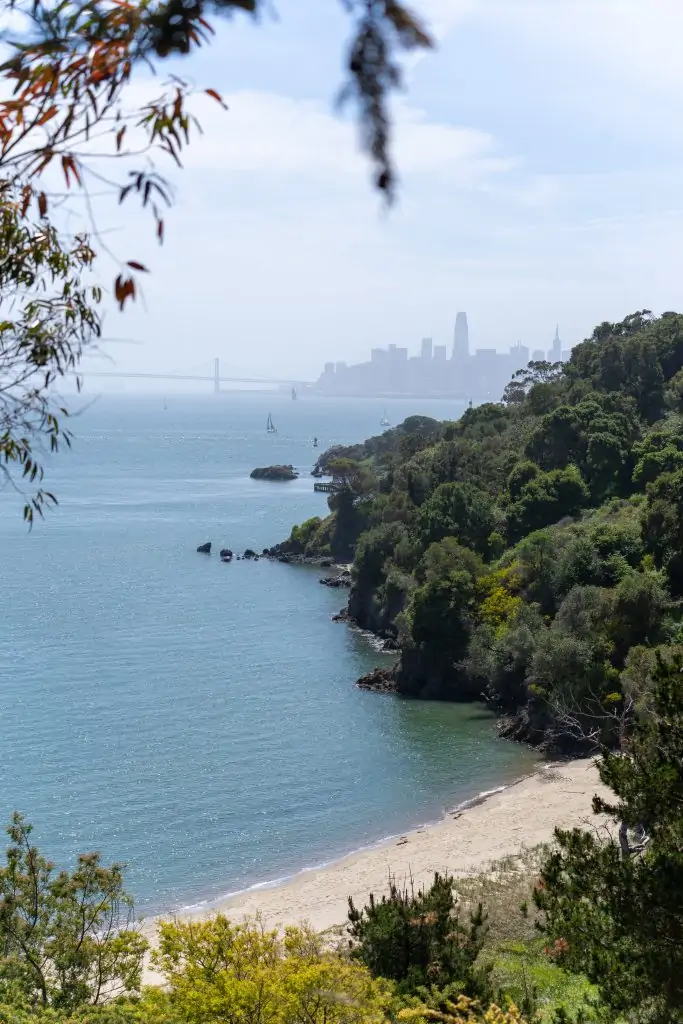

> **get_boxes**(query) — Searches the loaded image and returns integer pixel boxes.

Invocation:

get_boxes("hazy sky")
[81,0,683,387]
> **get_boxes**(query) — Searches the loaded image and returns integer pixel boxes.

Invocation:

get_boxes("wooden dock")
[314,481,339,493]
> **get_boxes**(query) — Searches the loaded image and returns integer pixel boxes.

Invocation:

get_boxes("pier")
[313,482,339,493]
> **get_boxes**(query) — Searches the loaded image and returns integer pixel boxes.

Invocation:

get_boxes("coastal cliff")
[276,311,683,754]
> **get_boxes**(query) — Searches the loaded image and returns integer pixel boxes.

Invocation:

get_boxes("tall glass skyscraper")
[453,312,469,363]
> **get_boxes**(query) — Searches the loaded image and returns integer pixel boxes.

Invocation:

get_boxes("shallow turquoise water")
[0,393,537,914]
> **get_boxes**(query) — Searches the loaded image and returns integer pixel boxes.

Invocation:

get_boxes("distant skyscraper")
[452,312,469,363]
[421,337,433,362]
[550,325,562,363]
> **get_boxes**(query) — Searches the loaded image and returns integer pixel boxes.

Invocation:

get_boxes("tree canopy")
[286,310,683,752]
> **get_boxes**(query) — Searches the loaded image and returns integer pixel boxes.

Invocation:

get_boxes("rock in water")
[243,549,257,560]
[319,571,352,588]
[197,542,211,554]
[356,667,397,694]
[250,465,298,481]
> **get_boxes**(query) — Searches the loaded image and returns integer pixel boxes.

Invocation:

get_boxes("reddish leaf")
[205,88,227,109]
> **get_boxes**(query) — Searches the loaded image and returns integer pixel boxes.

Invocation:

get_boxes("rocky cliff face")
[347,577,404,639]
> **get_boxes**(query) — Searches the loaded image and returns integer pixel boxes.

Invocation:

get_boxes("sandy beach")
[146,757,610,947]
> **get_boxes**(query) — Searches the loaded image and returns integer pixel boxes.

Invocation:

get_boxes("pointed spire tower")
[551,324,562,362]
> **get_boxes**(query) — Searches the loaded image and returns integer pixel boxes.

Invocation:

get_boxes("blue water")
[0,393,537,915]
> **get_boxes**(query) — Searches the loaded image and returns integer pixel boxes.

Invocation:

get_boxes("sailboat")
[266,412,277,434]
[313,436,319,448]
[291,387,297,401]
[380,409,390,427]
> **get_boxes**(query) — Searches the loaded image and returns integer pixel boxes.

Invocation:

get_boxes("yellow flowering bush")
[399,993,526,1024]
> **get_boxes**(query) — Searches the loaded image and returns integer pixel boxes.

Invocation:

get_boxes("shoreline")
[142,756,609,954]
[170,770,532,918]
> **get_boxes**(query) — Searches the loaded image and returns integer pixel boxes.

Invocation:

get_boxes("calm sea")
[0,393,537,915]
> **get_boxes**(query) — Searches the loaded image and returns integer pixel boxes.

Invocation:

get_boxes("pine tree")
[534,651,683,1023]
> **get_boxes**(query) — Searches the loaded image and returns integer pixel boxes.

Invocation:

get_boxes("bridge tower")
[213,358,220,394]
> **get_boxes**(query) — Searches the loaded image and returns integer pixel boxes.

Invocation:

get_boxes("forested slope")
[282,310,683,752]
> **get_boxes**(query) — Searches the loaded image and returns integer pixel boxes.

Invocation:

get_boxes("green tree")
[0,203,100,523]
[418,483,497,556]
[410,571,475,669]
[508,466,589,541]
[153,916,391,1024]
[0,814,146,1010]
[347,872,489,997]
[534,651,683,1023]
[642,468,683,595]
[501,361,564,406]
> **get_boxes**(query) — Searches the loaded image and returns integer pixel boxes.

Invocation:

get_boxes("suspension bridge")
[76,358,314,392]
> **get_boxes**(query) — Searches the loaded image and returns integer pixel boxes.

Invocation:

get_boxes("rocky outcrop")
[196,541,211,554]
[243,549,258,560]
[250,465,298,481]
[319,571,352,589]
[262,547,337,567]
[356,667,398,694]
[347,578,405,637]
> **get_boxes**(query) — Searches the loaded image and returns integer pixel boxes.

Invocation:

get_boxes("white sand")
[145,757,609,950]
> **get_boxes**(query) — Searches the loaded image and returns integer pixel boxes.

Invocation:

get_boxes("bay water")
[0,393,537,915]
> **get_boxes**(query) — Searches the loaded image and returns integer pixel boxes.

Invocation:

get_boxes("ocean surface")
[0,392,538,915]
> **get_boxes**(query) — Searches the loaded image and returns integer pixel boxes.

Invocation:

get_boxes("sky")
[76,0,683,388]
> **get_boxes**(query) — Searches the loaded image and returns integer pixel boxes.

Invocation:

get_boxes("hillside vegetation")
[282,310,683,752]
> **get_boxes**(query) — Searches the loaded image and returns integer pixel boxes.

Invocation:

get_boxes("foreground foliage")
[0,814,146,1009]
[153,916,392,1024]
[535,653,683,1023]
[347,872,490,997]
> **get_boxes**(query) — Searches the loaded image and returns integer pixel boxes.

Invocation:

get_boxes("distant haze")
[78,0,683,391]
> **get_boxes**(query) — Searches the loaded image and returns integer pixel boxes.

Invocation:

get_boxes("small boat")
[380,410,390,427]
[313,436,319,448]
[291,387,297,400]
[266,412,277,434]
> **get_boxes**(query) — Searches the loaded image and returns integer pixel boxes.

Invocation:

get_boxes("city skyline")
[315,314,572,399]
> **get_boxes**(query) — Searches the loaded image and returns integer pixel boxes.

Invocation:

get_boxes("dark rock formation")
[319,571,352,589]
[243,549,257,560]
[250,465,298,481]
[196,542,211,554]
[262,547,339,568]
[332,608,349,622]
[348,577,407,636]
[356,667,398,694]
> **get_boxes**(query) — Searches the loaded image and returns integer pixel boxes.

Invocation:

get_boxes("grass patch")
[454,844,548,948]
[483,937,599,1022]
